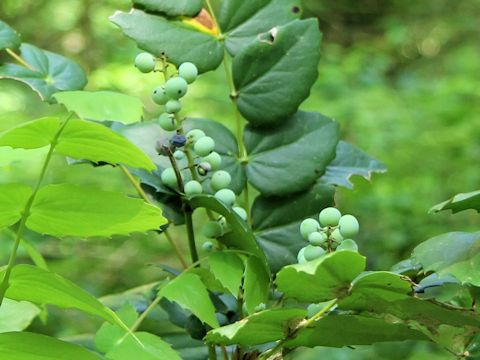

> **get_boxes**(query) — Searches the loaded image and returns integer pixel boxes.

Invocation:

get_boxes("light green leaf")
[0,20,21,50]
[244,111,339,195]
[430,190,480,214]
[133,0,203,17]
[219,0,302,55]
[243,256,270,315]
[110,9,224,74]
[0,332,102,360]
[54,91,144,125]
[206,308,306,346]
[413,231,480,286]
[106,332,181,360]
[0,117,59,149]
[276,251,366,303]
[0,299,40,333]
[26,183,166,237]
[159,273,219,328]
[322,141,386,189]
[0,43,87,102]
[233,19,321,126]
[208,252,244,297]
[0,183,32,228]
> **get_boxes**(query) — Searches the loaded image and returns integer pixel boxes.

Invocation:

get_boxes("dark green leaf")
[233,19,321,126]
[0,299,40,333]
[0,43,87,102]
[0,20,21,50]
[244,111,339,195]
[208,252,244,296]
[430,190,480,214]
[0,183,32,228]
[243,256,270,315]
[133,0,203,17]
[110,9,223,73]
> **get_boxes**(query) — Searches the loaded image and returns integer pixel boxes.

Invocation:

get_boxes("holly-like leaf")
[0,332,102,360]
[26,183,166,237]
[322,141,386,189]
[244,111,339,195]
[413,231,480,286]
[276,251,366,303]
[0,43,87,102]
[243,256,270,315]
[0,20,21,50]
[0,299,40,333]
[233,19,321,126]
[54,91,144,125]
[0,183,32,228]
[133,0,203,17]
[208,252,244,297]
[110,9,223,74]
[430,190,480,214]
[218,0,302,55]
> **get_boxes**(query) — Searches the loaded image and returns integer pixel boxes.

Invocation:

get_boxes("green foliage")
[0,299,40,333]
[133,0,203,18]
[430,190,480,214]
[0,183,31,228]
[0,20,20,50]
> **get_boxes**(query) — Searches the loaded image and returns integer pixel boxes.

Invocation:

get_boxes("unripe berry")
[211,170,231,191]
[135,52,156,73]
[161,167,179,188]
[338,215,360,238]
[202,221,223,238]
[202,241,214,252]
[203,151,222,170]
[173,150,185,160]
[165,77,188,99]
[178,62,198,84]
[337,239,359,252]
[297,247,307,264]
[300,218,320,239]
[319,207,342,227]
[165,99,182,113]
[308,231,327,246]
[214,189,236,206]
[158,113,177,131]
[194,136,215,156]
[233,207,247,221]
[186,129,205,143]
[304,245,326,261]
[331,228,343,242]
[152,86,168,105]
[184,180,203,196]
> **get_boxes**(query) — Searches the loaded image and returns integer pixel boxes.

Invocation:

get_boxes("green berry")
[186,129,205,143]
[173,150,185,160]
[202,241,214,252]
[304,245,326,261]
[308,231,327,246]
[203,151,222,170]
[214,189,236,206]
[161,167,179,188]
[135,52,156,73]
[337,239,359,252]
[152,86,168,105]
[165,77,188,99]
[331,228,344,242]
[300,218,320,239]
[201,221,223,238]
[194,136,215,156]
[338,215,360,238]
[211,170,231,191]
[165,99,181,113]
[233,207,247,221]
[319,207,342,227]
[158,113,178,131]
[197,162,211,176]
[178,62,198,84]
[184,180,203,196]
[297,247,307,264]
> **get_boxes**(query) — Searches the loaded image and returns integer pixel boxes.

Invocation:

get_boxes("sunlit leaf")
[0,299,40,333]
[0,183,32,228]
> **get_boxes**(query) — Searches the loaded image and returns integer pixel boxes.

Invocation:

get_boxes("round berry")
[203,152,222,170]
[171,134,186,148]
[194,136,215,156]
[319,207,342,227]
[186,129,205,143]
[331,228,344,243]
[197,162,211,176]
[178,62,198,84]
[308,231,327,246]
[165,77,188,99]
[161,167,179,188]
[165,99,182,113]
[214,189,236,206]
[184,180,203,196]
[338,215,359,238]
[300,218,320,239]
[337,239,359,252]
[211,170,231,191]
[297,247,307,264]
[135,52,156,73]
[304,245,326,261]
[158,113,177,131]
[233,207,247,221]
[152,86,168,105]
[202,241,214,252]
[173,150,185,160]
[201,221,223,238]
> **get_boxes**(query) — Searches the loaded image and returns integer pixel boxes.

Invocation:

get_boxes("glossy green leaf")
[413,231,480,286]
[244,111,339,195]
[430,190,480,214]
[0,43,87,102]
[26,183,166,237]
[1,264,124,326]
[110,9,223,73]
[208,252,244,297]
[0,299,40,333]
[0,183,32,228]
[133,0,203,17]
[0,20,21,50]
[252,181,335,272]
[96,303,138,353]
[276,251,366,303]
[0,332,102,360]
[243,256,270,314]
[106,332,181,360]
[322,141,386,189]
[54,91,144,125]
[159,273,219,328]
[206,308,306,346]
[233,19,321,126]
[219,0,302,55]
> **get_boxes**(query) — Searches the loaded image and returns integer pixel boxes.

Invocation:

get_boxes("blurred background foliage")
[0,0,478,358]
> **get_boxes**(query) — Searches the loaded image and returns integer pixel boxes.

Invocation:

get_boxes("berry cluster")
[297,207,360,263]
